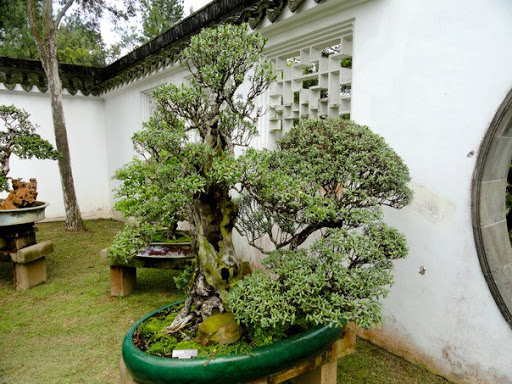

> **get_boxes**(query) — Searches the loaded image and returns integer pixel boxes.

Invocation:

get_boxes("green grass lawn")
[0,220,449,383]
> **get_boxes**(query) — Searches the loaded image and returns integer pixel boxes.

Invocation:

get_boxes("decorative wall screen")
[142,88,157,122]
[268,34,353,134]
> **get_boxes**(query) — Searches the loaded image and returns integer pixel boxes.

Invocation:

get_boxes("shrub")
[230,117,412,333]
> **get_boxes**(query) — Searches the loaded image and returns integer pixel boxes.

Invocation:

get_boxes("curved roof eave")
[0,0,322,95]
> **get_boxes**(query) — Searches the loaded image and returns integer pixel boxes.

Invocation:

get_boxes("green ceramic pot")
[122,300,343,384]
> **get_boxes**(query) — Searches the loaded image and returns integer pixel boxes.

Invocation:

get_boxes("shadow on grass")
[135,268,183,293]
[0,262,13,285]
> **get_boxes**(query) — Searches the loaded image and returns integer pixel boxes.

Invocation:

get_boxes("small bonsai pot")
[0,201,49,227]
[122,300,343,384]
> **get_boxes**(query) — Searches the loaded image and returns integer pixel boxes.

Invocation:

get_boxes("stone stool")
[0,223,53,290]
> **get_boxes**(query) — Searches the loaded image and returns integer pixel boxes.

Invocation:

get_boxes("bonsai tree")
[109,24,275,330]
[0,105,60,208]
[109,24,412,339]
[229,118,412,334]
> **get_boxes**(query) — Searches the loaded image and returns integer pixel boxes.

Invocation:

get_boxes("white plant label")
[172,349,198,359]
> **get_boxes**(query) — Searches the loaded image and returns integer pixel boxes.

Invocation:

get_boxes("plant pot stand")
[0,202,52,290]
[0,223,54,290]
[119,322,356,384]
[100,243,195,297]
[249,323,356,384]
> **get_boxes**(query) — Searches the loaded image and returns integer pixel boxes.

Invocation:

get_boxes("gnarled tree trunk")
[166,186,244,333]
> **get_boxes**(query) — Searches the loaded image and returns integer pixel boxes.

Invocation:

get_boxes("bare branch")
[56,0,75,28]
[234,224,267,254]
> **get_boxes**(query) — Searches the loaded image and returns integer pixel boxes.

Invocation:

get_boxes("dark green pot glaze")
[122,300,343,384]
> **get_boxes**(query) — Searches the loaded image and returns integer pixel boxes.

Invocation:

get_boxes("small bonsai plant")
[109,24,412,351]
[0,105,60,209]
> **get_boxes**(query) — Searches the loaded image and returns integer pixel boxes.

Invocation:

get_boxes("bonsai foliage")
[109,23,275,332]
[0,105,60,192]
[228,222,408,332]
[110,23,412,339]
[228,118,412,332]
[235,118,412,252]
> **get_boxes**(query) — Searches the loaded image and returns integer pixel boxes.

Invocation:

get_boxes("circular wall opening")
[472,88,512,327]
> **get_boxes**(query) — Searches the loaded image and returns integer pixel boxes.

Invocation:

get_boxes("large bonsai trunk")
[166,185,243,333]
[194,186,241,304]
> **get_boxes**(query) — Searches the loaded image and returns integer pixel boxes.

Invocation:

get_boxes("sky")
[184,0,212,15]
[101,0,213,46]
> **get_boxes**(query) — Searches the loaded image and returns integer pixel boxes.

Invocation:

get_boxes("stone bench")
[100,242,195,297]
[0,223,53,290]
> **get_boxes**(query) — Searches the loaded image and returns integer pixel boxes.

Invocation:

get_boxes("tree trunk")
[46,55,86,231]
[28,0,86,231]
[193,186,241,304]
[166,186,244,333]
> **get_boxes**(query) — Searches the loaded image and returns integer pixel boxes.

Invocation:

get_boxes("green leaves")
[0,105,60,192]
[109,24,276,261]
[107,222,157,264]
[230,117,412,334]
[11,134,61,161]
[178,23,275,148]
[140,0,184,42]
[56,12,109,66]
[277,117,412,210]
[108,107,207,261]
[0,1,112,66]
[181,24,266,93]
[229,221,408,331]
[109,148,205,261]
[228,269,297,329]
[237,117,413,251]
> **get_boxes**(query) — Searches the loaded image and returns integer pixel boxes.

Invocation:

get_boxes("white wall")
[0,86,111,220]
[2,0,512,381]
[100,1,512,381]
[354,1,512,382]
[259,0,512,382]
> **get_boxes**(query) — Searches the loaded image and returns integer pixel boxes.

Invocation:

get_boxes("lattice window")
[142,89,157,122]
[268,34,353,134]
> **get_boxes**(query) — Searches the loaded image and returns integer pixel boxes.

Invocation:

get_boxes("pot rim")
[0,201,49,213]
[122,299,344,383]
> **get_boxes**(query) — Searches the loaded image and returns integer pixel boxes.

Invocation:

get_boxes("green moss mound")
[134,305,295,358]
